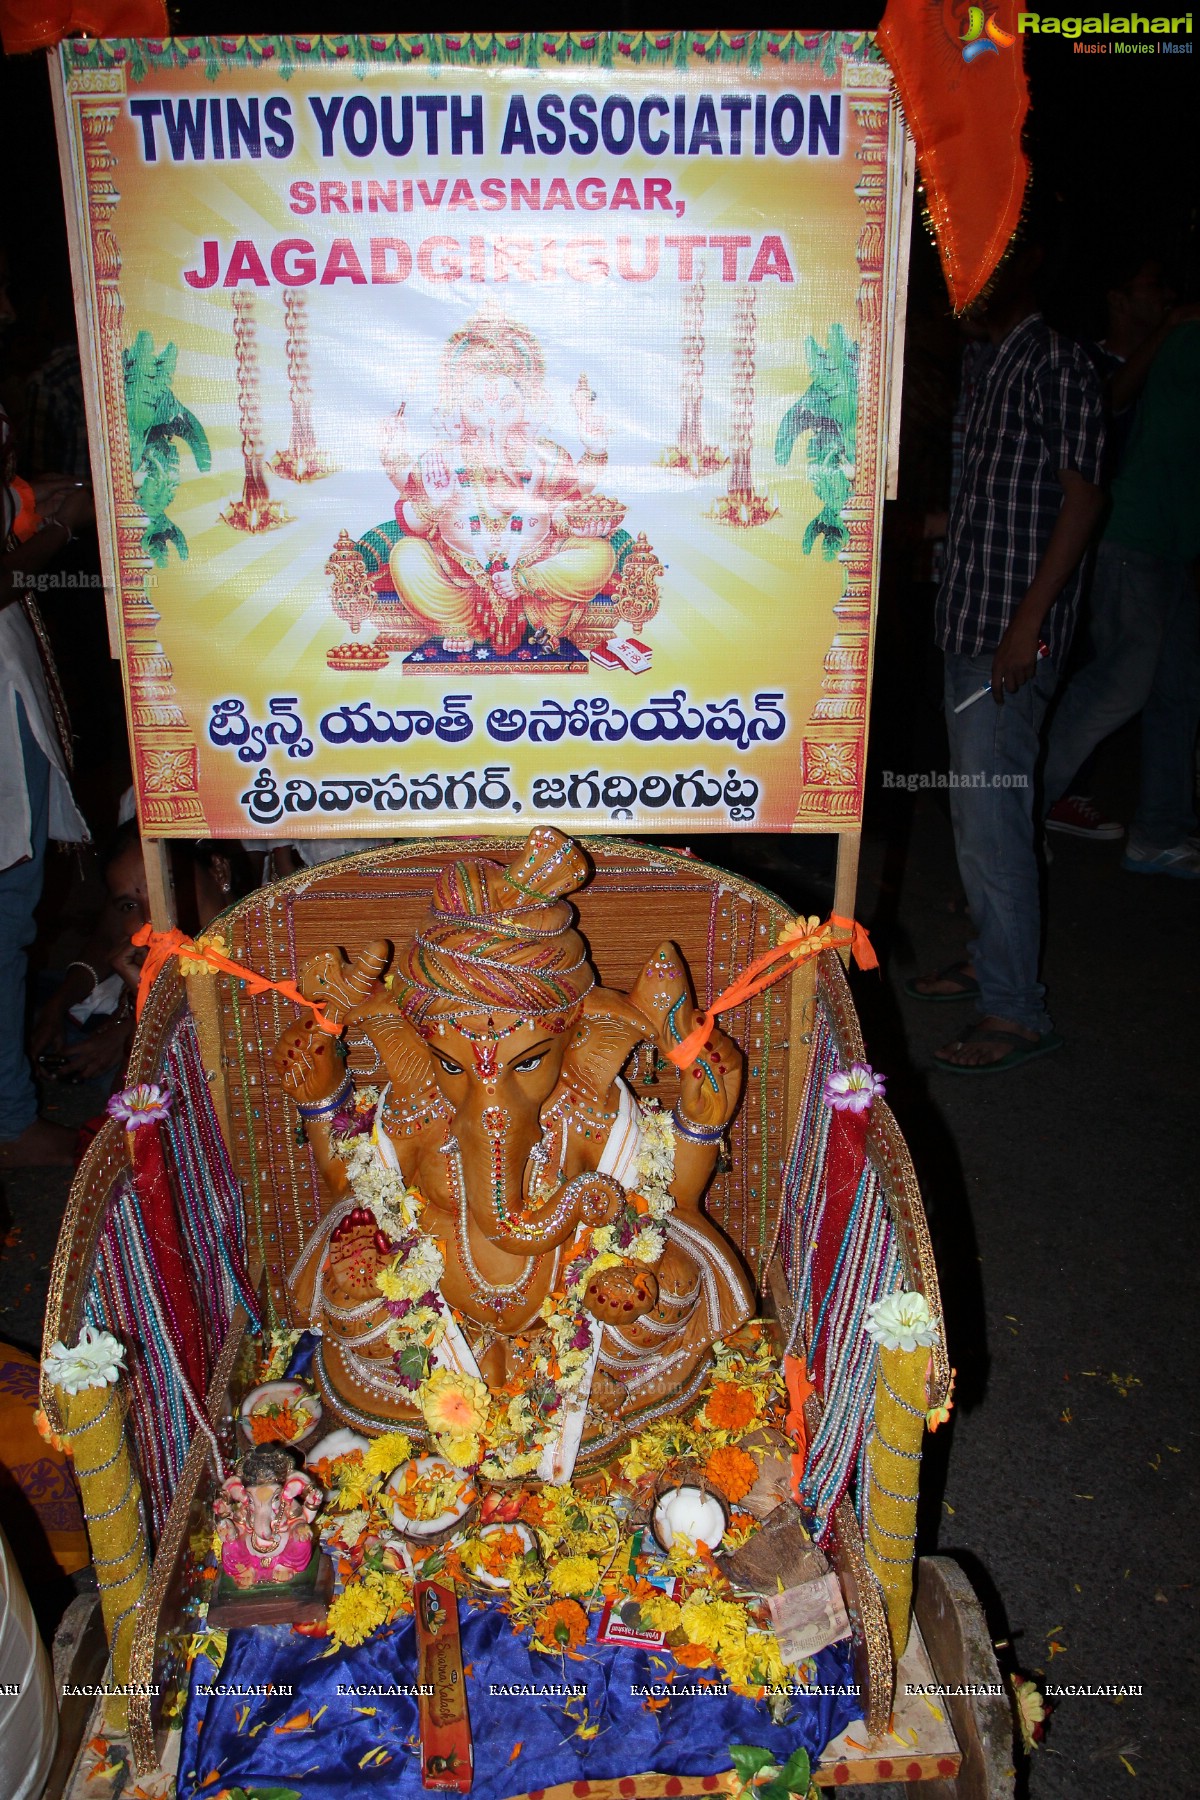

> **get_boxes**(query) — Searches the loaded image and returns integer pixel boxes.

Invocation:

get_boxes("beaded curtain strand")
[86,1176,206,1540]
[162,1017,262,1349]
[797,1159,904,1546]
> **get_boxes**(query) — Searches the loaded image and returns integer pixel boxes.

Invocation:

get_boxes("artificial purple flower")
[331,1106,371,1138]
[106,1082,172,1131]
[823,1062,886,1114]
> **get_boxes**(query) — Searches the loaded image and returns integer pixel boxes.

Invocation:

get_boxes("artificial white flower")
[629,1225,667,1264]
[43,1324,127,1394]
[864,1289,939,1352]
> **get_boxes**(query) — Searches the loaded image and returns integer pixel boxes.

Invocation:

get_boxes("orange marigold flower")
[704,1444,758,1505]
[536,1598,589,1651]
[704,1381,757,1432]
[673,1643,716,1668]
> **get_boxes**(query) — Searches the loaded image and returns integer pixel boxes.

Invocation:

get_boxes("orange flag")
[0,0,166,57]
[878,0,1030,313]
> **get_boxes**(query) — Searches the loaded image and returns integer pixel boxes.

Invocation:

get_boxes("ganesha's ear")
[350,1006,439,1097]
[566,987,654,1102]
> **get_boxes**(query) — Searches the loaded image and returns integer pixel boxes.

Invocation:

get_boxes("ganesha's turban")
[399,827,594,1028]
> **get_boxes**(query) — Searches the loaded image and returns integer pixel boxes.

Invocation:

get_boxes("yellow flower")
[549,1554,601,1597]
[680,1593,746,1652]
[418,1369,490,1455]
[326,1583,388,1648]
[638,1593,682,1633]
[331,1461,375,1512]
[362,1432,413,1480]
[440,1434,481,1468]
[1012,1676,1046,1752]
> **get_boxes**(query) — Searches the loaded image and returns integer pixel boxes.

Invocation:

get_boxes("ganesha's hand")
[328,1210,388,1308]
[272,1015,345,1107]
[420,449,453,501]
[300,940,391,1026]
[584,1262,659,1327]
[572,374,608,453]
[632,941,743,1131]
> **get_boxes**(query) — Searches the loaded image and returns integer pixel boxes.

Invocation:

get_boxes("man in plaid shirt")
[912,245,1106,1072]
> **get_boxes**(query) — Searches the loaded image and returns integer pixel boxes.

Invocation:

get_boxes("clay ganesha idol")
[214,1446,323,1589]
[273,828,753,1478]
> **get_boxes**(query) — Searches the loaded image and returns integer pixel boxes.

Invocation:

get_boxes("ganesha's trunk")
[465,1097,619,1253]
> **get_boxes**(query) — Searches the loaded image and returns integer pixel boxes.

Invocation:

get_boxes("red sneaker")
[1046,796,1123,841]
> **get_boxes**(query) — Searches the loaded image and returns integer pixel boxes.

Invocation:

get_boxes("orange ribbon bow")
[664,912,876,1071]
[131,923,342,1034]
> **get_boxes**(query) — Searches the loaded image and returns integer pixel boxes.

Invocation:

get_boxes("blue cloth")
[284,1332,320,1382]
[944,649,1059,1035]
[0,698,50,1141]
[1045,540,1200,853]
[178,1602,861,1799]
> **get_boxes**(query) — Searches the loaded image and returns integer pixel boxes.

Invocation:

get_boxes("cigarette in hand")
[954,641,1048,713]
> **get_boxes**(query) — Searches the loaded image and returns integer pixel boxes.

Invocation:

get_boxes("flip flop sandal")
[903,959,980,1003]
[933,1024,1065,1075]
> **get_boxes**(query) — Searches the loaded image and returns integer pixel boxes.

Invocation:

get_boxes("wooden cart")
[41,839,1013,1798]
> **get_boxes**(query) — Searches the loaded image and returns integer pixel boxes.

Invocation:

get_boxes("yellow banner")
[54,32,909,838]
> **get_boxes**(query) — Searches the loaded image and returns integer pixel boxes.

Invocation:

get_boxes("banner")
[54,32,910,838]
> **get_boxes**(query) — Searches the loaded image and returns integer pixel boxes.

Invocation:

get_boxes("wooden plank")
[143,837,176,930]
[885,122,918,503]
[815,1615,962,1787]
[833,829,863,932]
[47,53,122,654]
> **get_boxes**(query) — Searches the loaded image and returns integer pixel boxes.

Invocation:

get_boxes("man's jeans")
[0,700,50,1142]
[944,650,1058,1036]
[1044,540,1200,852]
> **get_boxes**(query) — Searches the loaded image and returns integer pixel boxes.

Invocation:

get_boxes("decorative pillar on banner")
[878,0,1031,312]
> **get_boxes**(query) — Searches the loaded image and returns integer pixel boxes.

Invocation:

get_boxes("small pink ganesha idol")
[213,1445,323,1588]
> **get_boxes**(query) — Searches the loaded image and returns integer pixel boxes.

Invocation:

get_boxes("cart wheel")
[903,1556,1015,1800]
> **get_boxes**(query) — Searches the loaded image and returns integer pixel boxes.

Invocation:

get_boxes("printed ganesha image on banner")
[55,33,906,837]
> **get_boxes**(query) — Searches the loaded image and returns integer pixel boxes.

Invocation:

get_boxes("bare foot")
[934,1015,1038,1069]
[0,1118,75,1168]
